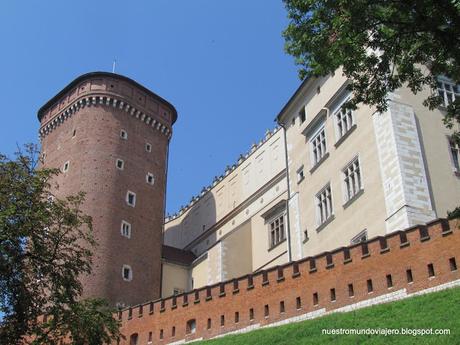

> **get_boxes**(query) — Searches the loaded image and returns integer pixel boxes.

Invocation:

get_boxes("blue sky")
[0,0,300,214]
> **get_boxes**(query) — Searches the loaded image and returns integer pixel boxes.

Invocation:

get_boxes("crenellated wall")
[116,217,460,344]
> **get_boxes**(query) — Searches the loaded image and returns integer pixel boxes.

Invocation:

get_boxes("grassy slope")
[197,287,460,345]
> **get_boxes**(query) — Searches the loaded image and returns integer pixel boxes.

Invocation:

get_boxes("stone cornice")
[39,95,172,139]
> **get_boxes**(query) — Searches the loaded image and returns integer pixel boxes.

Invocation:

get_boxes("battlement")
[117,217,460,344]
[165,126,282,223]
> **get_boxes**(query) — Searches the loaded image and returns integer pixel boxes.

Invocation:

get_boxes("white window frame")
[437,78,460,107]
[310,125,327,167]
[116,158,124,170]
[63,161,70,173]
[145,142,152,152]
[342,156,363,203]
[268,212,286,249]
[126,191,136,207]
[448,136,460,173]
[120,129,128,140]
[296,165,305,183]
[122,265,132,281]
[146,172,155,185]
[333,99,354,140]
[316,183,333,226]
[121,220,131,238]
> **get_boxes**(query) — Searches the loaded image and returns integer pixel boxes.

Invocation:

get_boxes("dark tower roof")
[37,71,178,124]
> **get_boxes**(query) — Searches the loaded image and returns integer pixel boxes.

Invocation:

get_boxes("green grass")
[196,287,460,345]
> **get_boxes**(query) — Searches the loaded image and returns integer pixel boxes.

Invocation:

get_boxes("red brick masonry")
[118,218,460,344]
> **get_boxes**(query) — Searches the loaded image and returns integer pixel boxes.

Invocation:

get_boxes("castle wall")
[116,218,460,344]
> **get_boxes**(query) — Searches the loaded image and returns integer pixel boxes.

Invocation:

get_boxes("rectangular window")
[386,274,393,288]
[299,107,306,124]
[437,79,460,106]
[348,283,354,297]
[296,296,301,309]
[406,269,414,283]
[335,105,354,139]
[269,214,286,248]
[264,304,269,317]
[330,288,336,302]
[450,257,458,271]
[313,292,319,306]
[427,263,435,277]
[449,137,460,172]
[63,161,70,173]
[122,265,132,281]
[145,142,152,152]
[148,331,153,343]
[297,166,305,183]
[171,326,175,337]
[146,173,155,185]
[126,191,136,207]
[220,315,225,326]
[234,312,239,323]
[121,221,131,238]
[316,184,333,226]
[249,308,254,321]
[120,129,128,140]
[207,318,211,329]
[310,127,327,166]
[116,159,124,170]
[367,279,373,293]
[159,329,163,340]
[279,301,285,313]
[343,157,362,202]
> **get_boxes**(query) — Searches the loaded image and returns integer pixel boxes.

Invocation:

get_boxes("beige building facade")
[161,69,460,298]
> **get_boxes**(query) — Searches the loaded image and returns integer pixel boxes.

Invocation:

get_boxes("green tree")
[283,0,460,143]
[0,145,121,345]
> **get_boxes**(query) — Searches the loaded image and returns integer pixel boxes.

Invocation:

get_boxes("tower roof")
[37,71,178,124]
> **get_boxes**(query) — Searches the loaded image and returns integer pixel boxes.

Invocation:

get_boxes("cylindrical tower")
[37,72,177,307]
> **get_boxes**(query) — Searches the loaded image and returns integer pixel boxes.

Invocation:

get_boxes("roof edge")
[37,71,178,124]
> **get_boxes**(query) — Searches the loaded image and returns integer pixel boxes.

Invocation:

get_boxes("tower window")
[145,143,152,152]
[116,159,124,170]
[126,191,136,207]
[249,308,254,321]
[427,263,435,277]
[72,129,76,137]
[121,221,131,238]
[146,173,155,185]
[63,161,70,173]
[367,279,373,293]
[120,129,128,140]
[122,265,132,281]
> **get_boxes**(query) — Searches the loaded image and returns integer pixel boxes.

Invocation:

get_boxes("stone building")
[37,70,460,304]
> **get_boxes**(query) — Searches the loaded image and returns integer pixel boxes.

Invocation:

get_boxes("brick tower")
[37,72,177,307]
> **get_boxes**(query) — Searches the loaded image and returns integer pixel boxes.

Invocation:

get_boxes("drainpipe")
[277,121,293,263]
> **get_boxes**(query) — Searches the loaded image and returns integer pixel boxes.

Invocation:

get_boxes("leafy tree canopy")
[283,0,460,142]
[0,145,121,345]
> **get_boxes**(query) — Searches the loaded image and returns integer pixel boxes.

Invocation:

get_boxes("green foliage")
[197,286,460,345]
[283,0,460,143]
[0,145,120,344]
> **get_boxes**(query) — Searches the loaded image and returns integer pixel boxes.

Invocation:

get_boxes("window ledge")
[343,189,364,209]
[316,215,335,233]
[268,238,286,252]
[297,176,305,184]
[233,289,240,294]
[400,242,410,248]
[309,152,330,174]
[380,247,390,254]
[344,258,352,265]
[334,124,357,149]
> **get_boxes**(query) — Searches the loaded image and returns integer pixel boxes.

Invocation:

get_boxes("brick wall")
[117,218,460,344]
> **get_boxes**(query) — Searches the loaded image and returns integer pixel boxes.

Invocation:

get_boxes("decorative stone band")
[39,95,172,139]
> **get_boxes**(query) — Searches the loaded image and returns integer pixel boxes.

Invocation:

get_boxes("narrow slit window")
[450,257,458,271]
[348,283,354,297]
[367,279,373,293]
[386,274,393,288]
[146,173,155,185]
[427,263,435,277]
[406,269,414,283]
[116,159,124,170]
[126,191,136,207]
